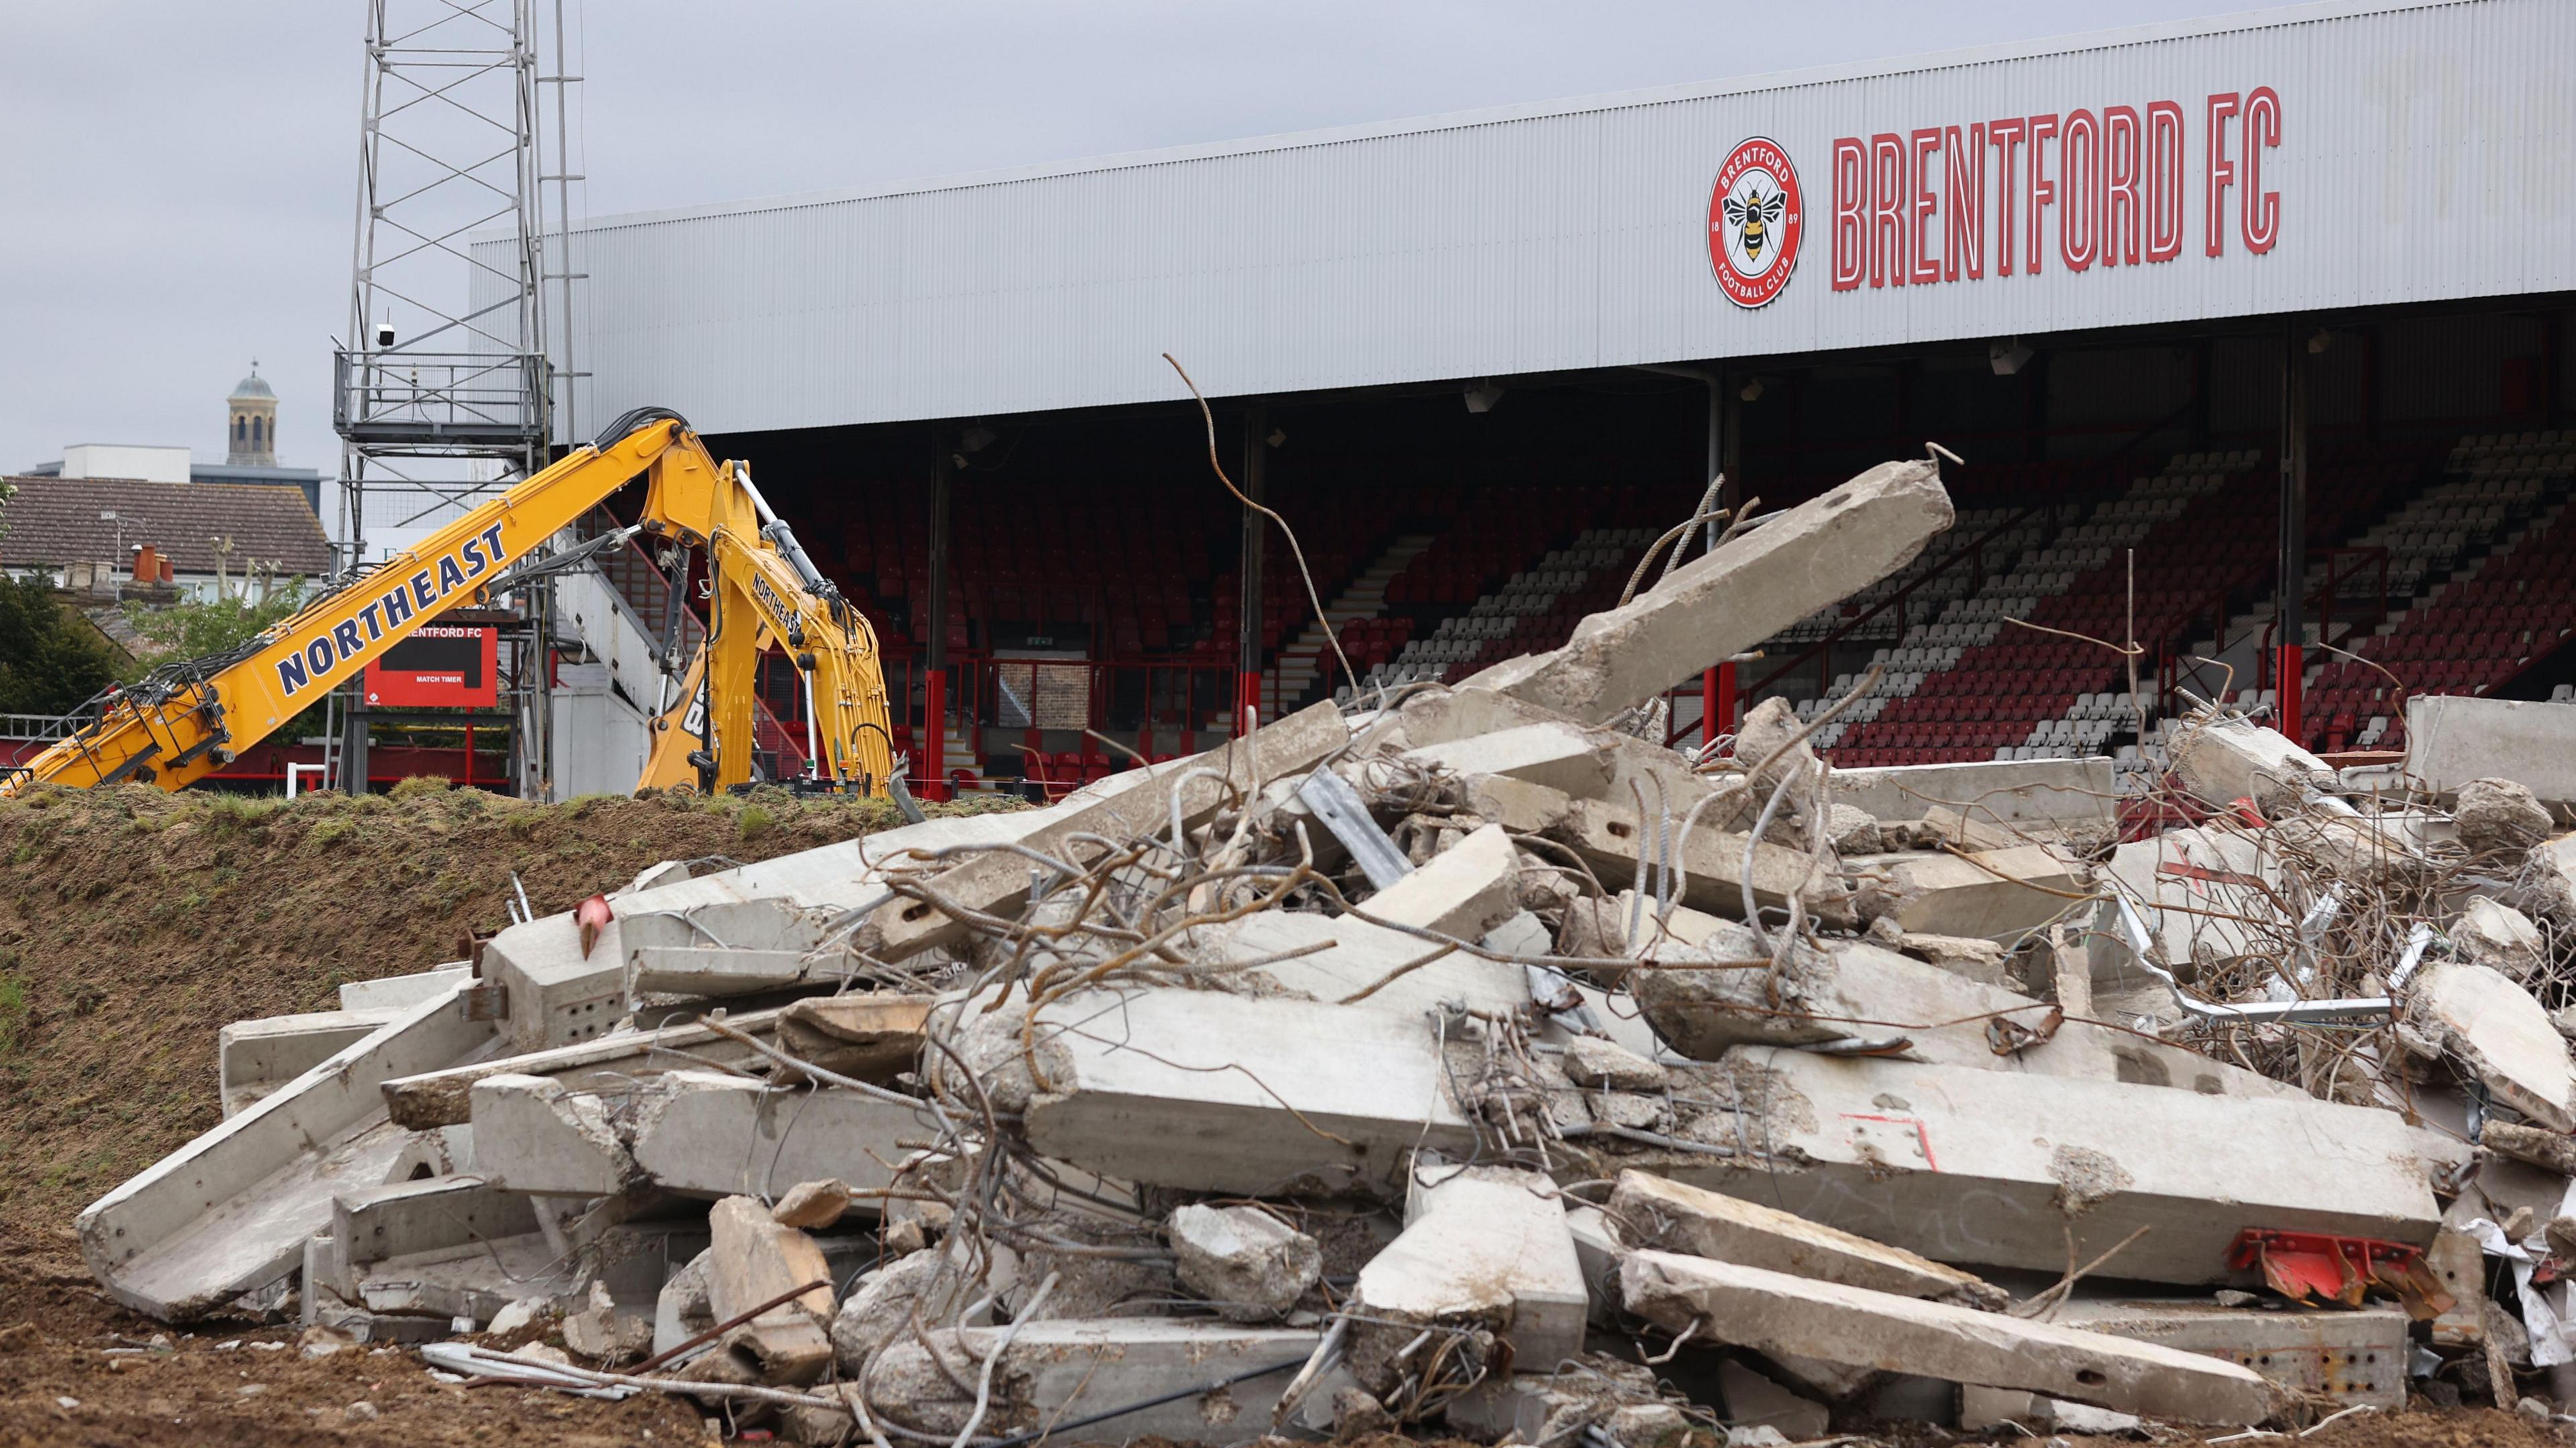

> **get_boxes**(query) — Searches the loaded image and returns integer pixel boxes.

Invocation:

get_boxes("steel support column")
[1236,405,1268,738]
[924,435,953,799]
[2276,321,2310,745]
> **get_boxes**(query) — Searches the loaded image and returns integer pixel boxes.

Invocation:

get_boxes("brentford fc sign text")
[1827,90,2282,290]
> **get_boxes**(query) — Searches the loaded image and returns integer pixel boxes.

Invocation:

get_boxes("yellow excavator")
[1,408,896,799]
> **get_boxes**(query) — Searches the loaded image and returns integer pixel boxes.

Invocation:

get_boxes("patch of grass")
[0,974,27,1058]
[737,805,775,842]
[390,775,453,799]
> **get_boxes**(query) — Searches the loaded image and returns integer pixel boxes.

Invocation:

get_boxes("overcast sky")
[2,0,2263,477]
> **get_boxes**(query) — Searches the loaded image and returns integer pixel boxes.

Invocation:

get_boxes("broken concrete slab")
[1719,1358,1832,1439]
[773,993,932,1083]
[1375,686,1717,814]
[1000,987,1480,1197]
[324,1174,537,1302]
[1205,908,1529,1017]
[2169,713,2339,816]
[861,1320,1335,1442]
[1633,901,2304,1100]
[1347,1162,1585,1394]
[1169,1203,1321,1323]
[76,978,494,1321]
[1462,459,1953,724]
[2412,961,2576,1131]
[1851,843,2082,943]
[629,1070,936,1203]
[1832,757,2118,826]
[468,1072,638,1197]
[337,961,470,1012]
[2094,826,2273,980]
[2408,695,2576,807]
[2049,1297,2410,1409]
[1605,1170,1999,1306]
[1397,720,1615,799]
[481,906,629,1056]
[1883,928,2012,987]
[1653,1050,2443,1285]
[380,1003,794,1130]
[1358,821,1522,940]
[218,1007,399,1117]
[1621,1250,2277,1425]
[871,701,1349,960]
[624,945,852,999]
[1555,796,1853,928]
[706,1195,835,1385]
[358,1230,570,1323]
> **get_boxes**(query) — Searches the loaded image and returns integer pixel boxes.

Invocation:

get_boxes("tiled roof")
[0,474,333,575]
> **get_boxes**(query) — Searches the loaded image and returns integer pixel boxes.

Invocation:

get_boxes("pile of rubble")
[74,455,2576,1442]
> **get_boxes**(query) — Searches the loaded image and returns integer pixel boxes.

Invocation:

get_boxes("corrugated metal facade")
[504,0,2576,438]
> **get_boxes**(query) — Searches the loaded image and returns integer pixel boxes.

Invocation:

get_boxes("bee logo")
[1707,138,1805,309]
[1724,187,1788,263]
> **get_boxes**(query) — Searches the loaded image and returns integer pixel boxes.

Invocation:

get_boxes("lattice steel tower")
[331,0,582,792]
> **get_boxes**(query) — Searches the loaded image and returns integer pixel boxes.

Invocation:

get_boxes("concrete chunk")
[76,979,493,1321]
[1208,909,1530,1015]
[1008,987,1479,1196]
[862,1320,1335,1442]
[379,1005,794,1130]
[358,1230,572,1323]
[629,1070,936,1202]
[1633,902,2303,1099]
[1853,844,2081,942]
[774,993,932,1082]
[327,1175,538,1300]
[2456,897,2545,977]
[1464,459,1953,723]
[218,1008,399,1116]
[1556,796,1853,927]
[2168,714,2337,816]
[2051,1298,2409,1410]
[1621,1250,2277,1425]
[2408,695,2576,806]
[1169,1203,1321,1323]
[1399,721,1616,798]
[1831,757,2118,826]
[706,1195,835,1385]
[1606,1170,1998,1306]
[337,961,471,1011]
[1360,822,1521,940]
[625,946,847,998]
[468,1072,638,1197]
[2412,961,2576,1131]
[2458,777,2557,856]
[1348,1164,1585,1394]
[1660,1050,2441,1284]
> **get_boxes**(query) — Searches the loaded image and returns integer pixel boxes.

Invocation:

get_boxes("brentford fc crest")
[1707,137,1803,309]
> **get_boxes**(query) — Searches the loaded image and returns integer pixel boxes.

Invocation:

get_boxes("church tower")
[227,364,278,467]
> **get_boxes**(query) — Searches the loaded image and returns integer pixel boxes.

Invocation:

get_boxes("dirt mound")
[0,781,1015,1237]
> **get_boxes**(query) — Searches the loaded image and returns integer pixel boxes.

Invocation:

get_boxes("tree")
[117,583,308,682]
[0,577,121,716]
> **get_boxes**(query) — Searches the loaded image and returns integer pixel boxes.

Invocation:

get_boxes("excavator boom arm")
[2,411,888,799]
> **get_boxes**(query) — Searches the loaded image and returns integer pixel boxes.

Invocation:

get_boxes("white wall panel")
[494,0,2575,439]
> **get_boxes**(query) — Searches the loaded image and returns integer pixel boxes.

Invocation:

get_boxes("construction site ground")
[0,781,1014,1445]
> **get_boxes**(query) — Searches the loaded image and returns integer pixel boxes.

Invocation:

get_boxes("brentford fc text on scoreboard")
[1827,89,2282,292]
